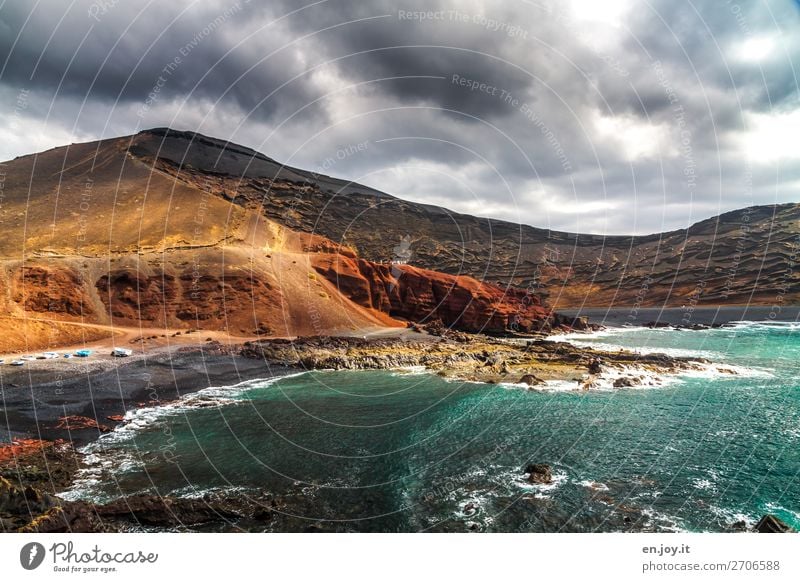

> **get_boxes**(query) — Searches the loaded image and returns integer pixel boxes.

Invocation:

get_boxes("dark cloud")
[0,0,326,122]
[1,0,798,234]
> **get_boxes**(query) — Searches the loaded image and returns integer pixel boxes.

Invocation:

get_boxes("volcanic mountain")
[120,129,800,309]
[0,128,555,351]
[1,128,796,350]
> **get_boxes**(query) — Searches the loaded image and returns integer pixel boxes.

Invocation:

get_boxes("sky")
[0,0,798,235]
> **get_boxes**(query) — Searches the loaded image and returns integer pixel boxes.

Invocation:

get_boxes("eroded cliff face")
[312,254,550,333]
[12,265,94,317]
[1,247,551,343]
[94,266,279,329]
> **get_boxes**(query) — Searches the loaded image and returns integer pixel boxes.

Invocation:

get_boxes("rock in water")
[524,463,553,484]
[569,316,590,330]
[613,376,637,388]
[754,514,794,533]
[519,374,543,386]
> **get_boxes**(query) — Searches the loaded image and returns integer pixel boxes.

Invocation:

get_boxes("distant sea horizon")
[558,305,800,327]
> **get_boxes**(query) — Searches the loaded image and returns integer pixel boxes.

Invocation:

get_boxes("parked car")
[111,347,133,357]
[10,360,25,366]
[74,349,92,357]
[40,352,60,359]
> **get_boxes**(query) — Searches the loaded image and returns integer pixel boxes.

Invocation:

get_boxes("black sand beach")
[0,343,289,446]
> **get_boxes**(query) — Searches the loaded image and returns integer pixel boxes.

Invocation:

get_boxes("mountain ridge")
[0,128,562,352]
[116,127,799,308]
[1,127,797,354]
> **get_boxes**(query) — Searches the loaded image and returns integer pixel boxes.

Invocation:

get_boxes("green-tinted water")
[67,322,800,531]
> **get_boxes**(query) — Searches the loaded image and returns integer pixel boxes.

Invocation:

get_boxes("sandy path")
[0,317,253,356]
[0,316,412,363]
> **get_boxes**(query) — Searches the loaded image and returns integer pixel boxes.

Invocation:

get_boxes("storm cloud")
[1,0,798,234]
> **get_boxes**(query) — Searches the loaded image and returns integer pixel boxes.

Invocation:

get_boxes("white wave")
[59,372,308,502]
[389,366,428,377]
[691,478,716,492]
[763,503,800,523]
[588,365,681,390]
[578,480,610,492]
[499,362,686,393]
[168,484,253,500]
[512,469,568,498]
[639,507,689,532]
[502,358,770,394]
[679,362,774,379]
[59,449,145,502]
[498,379,580,392]
[707,504,756,529]
[552,336,723,360]
[549,326,648,343]
[88,372,309,448]
[724,320,800,331]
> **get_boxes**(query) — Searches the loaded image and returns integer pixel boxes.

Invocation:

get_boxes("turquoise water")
[67,323,800,532]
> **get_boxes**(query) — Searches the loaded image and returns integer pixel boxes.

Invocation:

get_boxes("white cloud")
[568,0,629,27]
[741,109,800,163]
[736,36,776,62]
[0,108,82,162]
[593,113,673,161]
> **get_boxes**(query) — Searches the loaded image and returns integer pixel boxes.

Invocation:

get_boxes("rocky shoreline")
[239,329,722,389]
[0,329,791,533]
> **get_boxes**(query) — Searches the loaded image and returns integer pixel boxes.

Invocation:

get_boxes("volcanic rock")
[754,514,795,533]
[524,463,553,484]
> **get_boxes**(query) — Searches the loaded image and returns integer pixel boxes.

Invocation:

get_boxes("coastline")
[1,321,787,533]
[0,338,301,532]
[0,340,293,446]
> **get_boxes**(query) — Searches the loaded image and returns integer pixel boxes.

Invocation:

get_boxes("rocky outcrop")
[524,463,553,484]
[51,416,111,433]
[312,254,551,334]
[0,439,84,492]
[1,476,60,529]
[754,514,795,533]
[96,269,177,324]
[1,475,246,532]
[12,265,93,317]
[0,438,249,532]
[240,334,707,386]
[519,374,544,386]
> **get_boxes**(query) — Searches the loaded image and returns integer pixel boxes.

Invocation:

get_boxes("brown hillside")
[122,128,800,309]
[0,130,556,350]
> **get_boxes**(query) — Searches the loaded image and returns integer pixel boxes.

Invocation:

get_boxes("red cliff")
[312,254,551,333]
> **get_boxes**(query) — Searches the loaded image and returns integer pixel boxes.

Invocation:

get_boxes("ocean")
[63,316,800,532]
